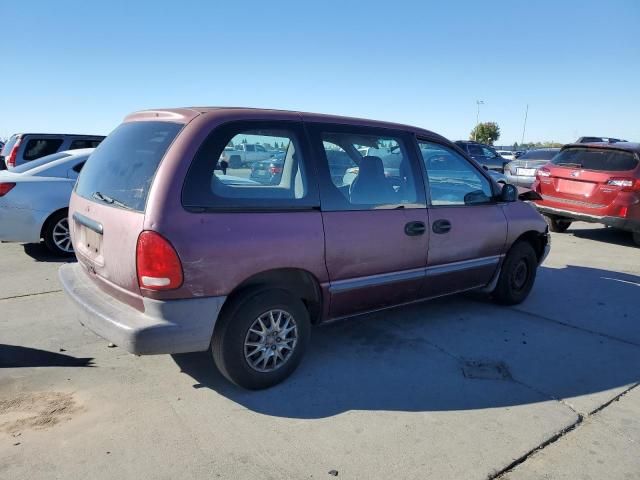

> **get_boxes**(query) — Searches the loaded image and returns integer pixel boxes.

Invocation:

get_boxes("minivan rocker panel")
[59,107,549,389]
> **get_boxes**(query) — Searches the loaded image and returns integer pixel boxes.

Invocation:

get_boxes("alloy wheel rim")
[244,309,298,372]
[52,218,73,253]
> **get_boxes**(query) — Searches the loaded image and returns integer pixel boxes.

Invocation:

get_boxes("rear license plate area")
[557,179,594,195]
[516,168,536,176]
[76,224,104,265]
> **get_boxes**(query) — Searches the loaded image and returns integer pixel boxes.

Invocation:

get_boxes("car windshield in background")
[520,150,559,160]
[552,148,639,172]
[11,152,72,173]
[75,121,182,212]
[1,136,19,156]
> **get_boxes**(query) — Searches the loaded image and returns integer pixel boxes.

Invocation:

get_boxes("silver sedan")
[0,149,93,255]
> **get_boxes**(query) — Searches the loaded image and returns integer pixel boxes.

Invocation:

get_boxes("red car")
[532,142,640,246]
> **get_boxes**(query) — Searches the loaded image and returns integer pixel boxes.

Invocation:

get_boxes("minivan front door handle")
[432,219,451,234]
[404,221,426,236]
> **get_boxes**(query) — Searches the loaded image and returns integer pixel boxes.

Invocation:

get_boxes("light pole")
[475,100,484,140]
[521,104,529,146]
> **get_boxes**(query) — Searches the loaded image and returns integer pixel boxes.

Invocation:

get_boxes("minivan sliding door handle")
[432,219,451,234]
[404,221,426,236]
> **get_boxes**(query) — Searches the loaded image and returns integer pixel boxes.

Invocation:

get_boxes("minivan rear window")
[552,148,638,172]
[75,121,182,212]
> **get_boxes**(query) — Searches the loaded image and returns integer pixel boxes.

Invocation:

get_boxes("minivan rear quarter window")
[183,121,317,210]
[552,148,639,172]
[75,121,182,212]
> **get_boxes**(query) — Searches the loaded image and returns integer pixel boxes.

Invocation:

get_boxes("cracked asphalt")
[1,223,639,479]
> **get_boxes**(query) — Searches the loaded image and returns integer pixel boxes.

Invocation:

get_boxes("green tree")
[470,122,501,145]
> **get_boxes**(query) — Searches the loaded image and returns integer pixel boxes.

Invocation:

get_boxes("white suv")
[0,133,105,170]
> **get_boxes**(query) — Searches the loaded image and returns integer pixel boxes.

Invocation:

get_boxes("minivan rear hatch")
[71,121,183,306]
[538,146,639,208]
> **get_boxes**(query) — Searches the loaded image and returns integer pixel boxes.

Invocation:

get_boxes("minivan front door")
[307,124,429,319]
[417,139,507,297]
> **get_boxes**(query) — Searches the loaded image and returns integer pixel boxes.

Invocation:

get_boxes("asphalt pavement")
[1,222,639,479]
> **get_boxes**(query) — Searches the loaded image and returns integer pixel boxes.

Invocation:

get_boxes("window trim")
[181,120,320,213]
[306,122,427,212]
[415,136,499,208]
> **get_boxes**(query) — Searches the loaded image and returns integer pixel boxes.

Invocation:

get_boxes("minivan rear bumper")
[59,263,226,355]
[534,205,640,233]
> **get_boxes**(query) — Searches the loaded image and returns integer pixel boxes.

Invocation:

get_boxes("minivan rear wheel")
[492,241,538,305]
[544,215,572,233]
[212,288,311,389]
[633,231,640,247]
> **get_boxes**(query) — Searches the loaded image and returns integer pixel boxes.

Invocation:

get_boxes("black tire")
[492,241,538,305]
[229,155,242,169]
[212,288,311,390]
[42,210,74,256]
[633,231,640,247]
[544,215,572,233]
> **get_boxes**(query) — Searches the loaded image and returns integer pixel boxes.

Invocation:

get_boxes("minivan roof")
[123,107,447,142]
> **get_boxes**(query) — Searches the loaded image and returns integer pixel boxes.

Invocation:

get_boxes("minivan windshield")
[552,147,638,172]
[75,121,182,212]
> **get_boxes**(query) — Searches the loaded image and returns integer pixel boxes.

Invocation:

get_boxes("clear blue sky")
[2,0,639,145]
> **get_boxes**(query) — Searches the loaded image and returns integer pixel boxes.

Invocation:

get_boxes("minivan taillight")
[607,178,639,192]
[136,231,183,291]
[0,183,16,197]
[6,137,22,168]
[537,167,551,178]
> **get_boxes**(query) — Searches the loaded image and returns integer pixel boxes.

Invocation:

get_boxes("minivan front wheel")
[492,241,538,305]
[212,288,311,389]
[544,215,572,233]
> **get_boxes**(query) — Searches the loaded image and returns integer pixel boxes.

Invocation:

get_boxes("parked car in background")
[250,157,284,184]
[224,143,274,168]
[532,142,640,245]
[0,133,104,170]
[0,149,93,255]
[454,140,508,172]
[576,136,626,144]
[497,150,516,161]
[59,107,549,390]
[505,148,561,187]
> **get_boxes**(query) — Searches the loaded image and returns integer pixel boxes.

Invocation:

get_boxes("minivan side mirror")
[500,183,518,202]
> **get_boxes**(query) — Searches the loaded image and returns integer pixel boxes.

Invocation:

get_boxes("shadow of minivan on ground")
[173,264,640,419]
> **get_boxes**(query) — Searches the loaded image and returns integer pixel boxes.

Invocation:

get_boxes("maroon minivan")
[59,108,549,389]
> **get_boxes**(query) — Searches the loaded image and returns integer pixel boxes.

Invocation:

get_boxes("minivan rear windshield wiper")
[92,191,132,210]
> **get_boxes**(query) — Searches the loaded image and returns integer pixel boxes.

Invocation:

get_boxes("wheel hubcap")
[244,309,298,372]
[511,259,529,291]
[52,218,73,253]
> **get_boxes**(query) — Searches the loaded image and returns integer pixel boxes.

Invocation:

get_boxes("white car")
[497,150,516,161]
[0,149,93,255]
